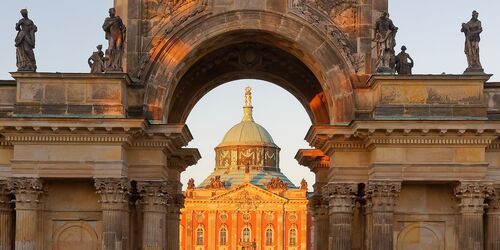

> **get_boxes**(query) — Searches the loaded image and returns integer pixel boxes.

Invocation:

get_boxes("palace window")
[289,227,297,246]
[219,226,227,245]
[265,226,274,245]
[196,225,204,245]
[242,227,251,242]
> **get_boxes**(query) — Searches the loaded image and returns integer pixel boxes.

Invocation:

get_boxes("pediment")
[210,183,287,204]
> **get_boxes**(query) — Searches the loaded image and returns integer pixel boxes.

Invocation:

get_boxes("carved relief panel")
[53,221,100,250]
[141,0,207,37]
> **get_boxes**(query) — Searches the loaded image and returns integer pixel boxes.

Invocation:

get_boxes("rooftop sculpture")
[102,8,127,72]
[462,10,484,73]
[373,12,398,73]
[395,45,414,75]
[15,9,37,72]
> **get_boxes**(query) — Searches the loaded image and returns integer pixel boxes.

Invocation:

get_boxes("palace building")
[179,88,310,250]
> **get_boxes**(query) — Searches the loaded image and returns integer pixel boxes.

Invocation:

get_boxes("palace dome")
[217,115,276,147]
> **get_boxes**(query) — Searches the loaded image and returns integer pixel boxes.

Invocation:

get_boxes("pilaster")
[487,186,500,250]
[455,181,494,250]
[95,178,131,250]
[256,211,262,250]
[208,211,216,249]
[322,182,358,250]
[365,181,401,250]
[137,181,169,250]
[9,177,43,250]
[0,180,13,250]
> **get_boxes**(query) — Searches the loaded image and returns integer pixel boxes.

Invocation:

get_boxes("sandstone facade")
[0,0,499,250]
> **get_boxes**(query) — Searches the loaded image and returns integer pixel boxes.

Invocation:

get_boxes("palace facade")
[180,88,310,250]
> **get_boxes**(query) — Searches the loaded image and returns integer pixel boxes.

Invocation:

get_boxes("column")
[10,177,43,250]
[137,181,169,250]
[365,181,401,250]
[455,181,493,250]
[0,180,13,250]
[277,210,284,249]
[487,186,500,250]
[309,194,329,250]
[256,211,262,250]
[231,212,237,248]
[322,182,358,250]
[166,192,183,250]
[208,211,216,249]
[95,178,131,250]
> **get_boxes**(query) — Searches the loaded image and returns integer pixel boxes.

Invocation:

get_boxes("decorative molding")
[0,179,11,210]
[367,136,494,146]
[4,134,131,144]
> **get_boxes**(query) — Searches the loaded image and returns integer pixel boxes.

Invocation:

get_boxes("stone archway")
[139,10,359,125]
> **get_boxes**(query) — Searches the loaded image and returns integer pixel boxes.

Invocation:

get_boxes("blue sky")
[0,1,498,190]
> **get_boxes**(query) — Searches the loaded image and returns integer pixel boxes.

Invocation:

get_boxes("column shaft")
[365,181,401,250]
[455,182,493,250]
[10,178,43,250]
[95,178,130,250]
[322,182,358,250]
[487,187,499,250]
[309,194,329,250]
[0,180,13,250]
[166,192,183,250]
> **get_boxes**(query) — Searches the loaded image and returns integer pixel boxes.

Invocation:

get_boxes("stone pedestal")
[95,178,131,250]
[0,180,13,250]
[322,183,358,250]
[486,186,499,250]
[137,181,169,250]
[309,194,329,250]
[455,182,493,250]
[10,178,43,250]
[365,181,401,250]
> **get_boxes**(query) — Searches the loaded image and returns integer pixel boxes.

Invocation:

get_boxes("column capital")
[365,180,402,213]
[0,179,11,210]
[322,182,358,214]
[454,181,495,213]
[487,185,500,213]
[8,177,43,210]
[137,180,170,211]
[94,177,130,209]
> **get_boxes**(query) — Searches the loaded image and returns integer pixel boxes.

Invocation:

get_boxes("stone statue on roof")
[15,9,37,72]
[373,12,398,73]
[103,8,126,72]
[461,10,483,73]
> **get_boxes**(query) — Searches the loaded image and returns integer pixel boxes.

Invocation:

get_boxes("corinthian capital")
[137,181,170,211]
[365,181,402,212]
[0,179,11,210]
[454,181,494,213]
[94,178,130,206]
[322,182,358,213]
[8,177,43,209]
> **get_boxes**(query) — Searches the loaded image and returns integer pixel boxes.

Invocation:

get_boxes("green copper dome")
[217,113,276,147]
[217,87,276,147]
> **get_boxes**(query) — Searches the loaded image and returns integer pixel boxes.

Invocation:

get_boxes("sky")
[0,1,499,190]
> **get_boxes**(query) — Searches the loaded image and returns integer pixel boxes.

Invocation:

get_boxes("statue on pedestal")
[395,45,414,75]
[15,9,37,72]
[103,8,126,72]
[373,12,398,73]
[88,45,105,73]
[461,11,483,73]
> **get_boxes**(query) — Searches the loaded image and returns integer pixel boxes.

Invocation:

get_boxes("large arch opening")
[142,11,358,125]
[164,35,331,125]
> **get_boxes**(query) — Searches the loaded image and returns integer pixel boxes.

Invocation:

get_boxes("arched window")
[219,226,227,245]
[242,227,251,242]
[289,227,297,246]
[265,226,274,245]
[196,225,204,245]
